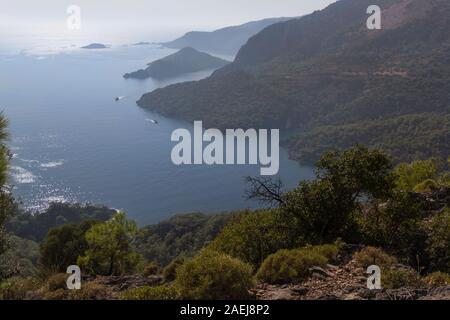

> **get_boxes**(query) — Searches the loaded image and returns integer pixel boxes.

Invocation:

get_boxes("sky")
[0,0,338,43]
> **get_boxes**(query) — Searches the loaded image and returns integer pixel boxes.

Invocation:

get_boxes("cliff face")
[138,0,450,164]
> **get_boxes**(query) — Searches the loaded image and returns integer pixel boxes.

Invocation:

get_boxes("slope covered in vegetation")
[1,145,449,300]
[138,0,450,164]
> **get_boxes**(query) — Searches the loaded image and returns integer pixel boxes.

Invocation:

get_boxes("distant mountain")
[138,0,450,164]
[161,17,296,56]
[124,47,229,80]
[81,43,108,49]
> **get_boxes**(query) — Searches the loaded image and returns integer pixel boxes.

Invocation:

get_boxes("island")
[133,42,151,46]
[123,47,229,80]
[81,43,109,49]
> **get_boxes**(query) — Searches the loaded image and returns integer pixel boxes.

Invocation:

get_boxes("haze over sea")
[0,32,314,225]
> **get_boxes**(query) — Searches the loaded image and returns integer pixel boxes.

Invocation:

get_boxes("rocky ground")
[253,260,450,300]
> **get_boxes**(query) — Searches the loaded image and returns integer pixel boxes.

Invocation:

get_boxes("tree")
[426,208,450,273]
[39,220,99,274]
[244,176,285,207]
[0,112,14,280]
[209,209,292,266]
[284,145,395,244]
[77,212,141,276]
[316,145,395,201]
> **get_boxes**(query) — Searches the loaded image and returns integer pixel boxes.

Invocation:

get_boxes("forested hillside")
[138,0,450,164]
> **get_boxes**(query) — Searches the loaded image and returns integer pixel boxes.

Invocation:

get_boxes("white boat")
[146,118,159,124]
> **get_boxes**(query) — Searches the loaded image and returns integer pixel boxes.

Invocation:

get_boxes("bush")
[353,247,397,268]
[426,209,450,273]
[358,193,427,265]
[142,261,160,277]
[439,172,450,187]
[0,277,41,300]
[175,250,254,300]
[163,257,185,283]
[256,247,329,284]
[68,282,109,300]
[309,241,342,262]
[394,159,439,192]
[423,272,450,286]
[413,179,439,193]
[209,209,292,266]
[120,285,178,300]
[382,269,424,289]
[47,273,68,291]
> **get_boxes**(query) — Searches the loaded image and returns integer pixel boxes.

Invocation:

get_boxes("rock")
[312,273,327,280]
[310,266,335,278]
[269,288,297,300]
[291,286,309,296]
[326,264,339,271]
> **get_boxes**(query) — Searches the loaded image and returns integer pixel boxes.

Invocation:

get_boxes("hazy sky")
[0,0,338,42]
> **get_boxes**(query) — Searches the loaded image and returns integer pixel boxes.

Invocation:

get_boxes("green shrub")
[426,209,450,273]
[209,209,291,267]
[438,171,450,187]
[413,179,439,193]
[120,285,178,300]
[424,272,450,286]
[47,273,68,291]
[256,247,328,284]
[358,192,428,265]
[175,250,254,300]
[309,241,342,262]
[394,159,438,192]
[0,277,41,300]
[382,269,424,289]
[163,257,185,283]
[142,261,160,277]
[353,247,397,268]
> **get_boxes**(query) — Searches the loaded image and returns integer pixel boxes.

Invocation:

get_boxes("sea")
[0,31,314,225]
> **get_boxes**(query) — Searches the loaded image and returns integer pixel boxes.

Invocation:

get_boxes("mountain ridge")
[138,0,450,164]
[161,17,297,56]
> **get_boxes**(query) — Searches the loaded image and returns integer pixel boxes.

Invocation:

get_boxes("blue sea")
[0,34,314,225]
